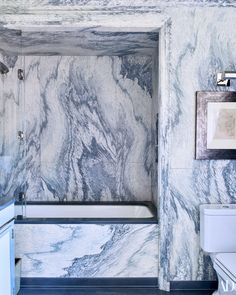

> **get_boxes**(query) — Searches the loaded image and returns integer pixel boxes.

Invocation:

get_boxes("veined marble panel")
[168,7,236,170]
[166,164,236,281]
[1,0,236,12]
[24,57,42,200]
[0,28,21,56]
[0,27,158,56]
[0,53,155,202]
[20,30,158,56]
[0,55,25,198]
[15,223,158,278]
[23,55,154,201]
[158,7,236,289]
[151,51,158,206]
[0,15,164,36]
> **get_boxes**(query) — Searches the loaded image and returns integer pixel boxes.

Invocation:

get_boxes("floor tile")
[19,288,161,295]
[18,287,214,295]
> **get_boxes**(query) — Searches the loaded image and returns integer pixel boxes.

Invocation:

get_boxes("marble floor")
[18,288,213,295]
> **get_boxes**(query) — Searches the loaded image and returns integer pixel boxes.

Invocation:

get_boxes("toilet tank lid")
[200,204,236,216]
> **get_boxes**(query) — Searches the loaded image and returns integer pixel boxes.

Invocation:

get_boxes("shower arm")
[217,71,236,86]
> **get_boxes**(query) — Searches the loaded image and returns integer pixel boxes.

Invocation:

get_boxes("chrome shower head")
[0,62,9,74]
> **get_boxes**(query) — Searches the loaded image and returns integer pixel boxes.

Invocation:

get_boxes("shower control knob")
[17,69,24,80]
[17,131,24,140]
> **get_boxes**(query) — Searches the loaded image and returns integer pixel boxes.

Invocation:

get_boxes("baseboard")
[170,280,218,291]
[21,278,218,291]
[20,277,158,289]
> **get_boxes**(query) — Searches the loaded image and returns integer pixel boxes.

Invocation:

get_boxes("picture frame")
[195,91,236,160]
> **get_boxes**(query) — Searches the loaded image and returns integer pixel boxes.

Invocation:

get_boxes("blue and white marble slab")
[158,6,236,289]
[1,0,236,13]
[0,28,159,56]
[15,223,158,278]
[40,55,152,201]
[168,7,236,170]
[21,30,158,56]
[0,55,25,199]
[13,55,154,202]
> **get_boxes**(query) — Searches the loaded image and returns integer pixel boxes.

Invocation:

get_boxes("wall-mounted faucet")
[17,192,27,219]
[17,131,24,141]
[0,62,9,75]
[217,71,236,86]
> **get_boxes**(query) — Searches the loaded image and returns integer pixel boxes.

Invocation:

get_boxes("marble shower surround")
[0,55,24,201]
[23,55,155,202]
[1,1,236,291]
[15,223,158,278]
[0,54,156,202]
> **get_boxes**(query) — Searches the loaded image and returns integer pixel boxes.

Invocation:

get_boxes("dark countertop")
[0,195,15,209]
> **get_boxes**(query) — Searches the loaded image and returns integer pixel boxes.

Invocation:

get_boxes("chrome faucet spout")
[217,71,236,86]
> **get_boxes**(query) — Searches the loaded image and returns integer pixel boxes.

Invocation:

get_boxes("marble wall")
[0,55,156,202]
[1,0,236,291]
[0,29,159,56]
[15,223,158,278]
[159,7,236,288]
[0,55,25,199]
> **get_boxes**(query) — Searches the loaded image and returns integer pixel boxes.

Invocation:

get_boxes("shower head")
[0,62,9,74]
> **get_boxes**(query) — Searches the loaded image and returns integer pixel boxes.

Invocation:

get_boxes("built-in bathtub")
[15,202,155,220]
[14,202,158,280]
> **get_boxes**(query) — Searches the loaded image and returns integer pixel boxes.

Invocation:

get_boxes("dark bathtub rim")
[14,201,158,224]
[15,218,158,224]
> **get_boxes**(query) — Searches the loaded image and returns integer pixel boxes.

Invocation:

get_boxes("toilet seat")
[214,253,236,283]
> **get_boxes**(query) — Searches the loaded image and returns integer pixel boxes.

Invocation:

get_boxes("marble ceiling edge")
[1,0,235,29]
[0,4,161,56]
[0,3,161,15]
[1,0,236,12]
[0,12,166,34]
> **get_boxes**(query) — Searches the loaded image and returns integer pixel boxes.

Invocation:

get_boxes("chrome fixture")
[17,69,24,80]
[18,192,26,219]
[217,71,236,86]
[17,131,24,141]
[0,62,9,75]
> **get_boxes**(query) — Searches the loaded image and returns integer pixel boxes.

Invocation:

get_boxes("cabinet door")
[0,222,14,295]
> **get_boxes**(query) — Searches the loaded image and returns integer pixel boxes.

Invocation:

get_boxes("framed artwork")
[196,91,236,159]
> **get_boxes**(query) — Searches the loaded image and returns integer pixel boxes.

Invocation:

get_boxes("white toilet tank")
[200,204,236,253]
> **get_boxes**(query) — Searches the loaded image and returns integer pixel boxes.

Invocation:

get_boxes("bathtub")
[14,202,158,280]
[15,202,156,221]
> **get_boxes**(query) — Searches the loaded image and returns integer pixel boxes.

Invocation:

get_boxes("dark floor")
[18,288,214,295]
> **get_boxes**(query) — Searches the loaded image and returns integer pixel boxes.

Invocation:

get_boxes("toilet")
[200,204,236,295]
